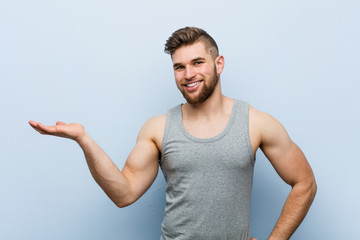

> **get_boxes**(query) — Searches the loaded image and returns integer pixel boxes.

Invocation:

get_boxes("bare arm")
[29,116,165,208]
[250,108,317,240]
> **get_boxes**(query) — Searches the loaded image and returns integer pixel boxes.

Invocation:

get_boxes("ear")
[215,55,225,75]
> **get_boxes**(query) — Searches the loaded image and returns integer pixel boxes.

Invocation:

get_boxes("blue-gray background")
[1,0,359,239]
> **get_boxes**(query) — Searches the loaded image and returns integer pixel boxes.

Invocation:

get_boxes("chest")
[160,126,254,182]
[166,142,252,173]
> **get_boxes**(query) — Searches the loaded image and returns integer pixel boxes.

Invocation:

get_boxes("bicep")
[259,113,313,186]
[121,120,161,202]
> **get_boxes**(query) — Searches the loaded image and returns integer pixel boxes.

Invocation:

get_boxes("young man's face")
[171,41,223,104]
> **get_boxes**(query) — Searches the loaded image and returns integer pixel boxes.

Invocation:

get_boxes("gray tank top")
[160,99,255,240]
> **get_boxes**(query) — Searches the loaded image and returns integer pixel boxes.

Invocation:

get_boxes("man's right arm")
[29,116,165,208]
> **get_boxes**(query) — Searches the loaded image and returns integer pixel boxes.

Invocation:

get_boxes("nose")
[184,66,196,80]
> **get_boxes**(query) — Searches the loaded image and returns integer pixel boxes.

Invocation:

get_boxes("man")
[29,27,316,240]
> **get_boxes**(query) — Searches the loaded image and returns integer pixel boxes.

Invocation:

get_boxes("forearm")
[268,179,317,240]
[77,133,131,207]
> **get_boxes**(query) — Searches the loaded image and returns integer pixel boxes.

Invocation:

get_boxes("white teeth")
[186,81,201,87]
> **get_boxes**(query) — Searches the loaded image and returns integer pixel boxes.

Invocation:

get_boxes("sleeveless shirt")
[159,99,255,240]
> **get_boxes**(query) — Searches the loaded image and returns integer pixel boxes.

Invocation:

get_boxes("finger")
[56,121,66,125]
[29,123,50,135]
[29,121,43,133]
[32,126,49,135]
[37,122,59,134]
[28,120,38,127]
[29,121,57,135]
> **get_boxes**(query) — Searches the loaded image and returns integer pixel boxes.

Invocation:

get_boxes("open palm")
[29,120,85,142]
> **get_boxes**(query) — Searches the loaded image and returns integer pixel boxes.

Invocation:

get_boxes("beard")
[178,67,219,105]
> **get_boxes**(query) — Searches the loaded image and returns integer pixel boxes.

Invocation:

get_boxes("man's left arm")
[253,109,317,240]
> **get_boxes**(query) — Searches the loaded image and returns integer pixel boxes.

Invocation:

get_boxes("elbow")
[295,176,317,202]
[310,177,317,201]
[115,201,131,208]
[306,173,317,200]
[113,195,136,208]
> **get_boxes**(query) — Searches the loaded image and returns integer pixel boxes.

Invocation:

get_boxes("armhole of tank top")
[160,110,171,164]
[244,102,256,164]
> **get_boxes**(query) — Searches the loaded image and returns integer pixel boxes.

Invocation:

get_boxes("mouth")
[184,80,202,91]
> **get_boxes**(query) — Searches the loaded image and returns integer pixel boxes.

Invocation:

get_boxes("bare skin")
[29,41,316,240]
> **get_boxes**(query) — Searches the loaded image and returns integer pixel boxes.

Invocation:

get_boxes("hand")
[250,237,257,240]
[29,120,86,142]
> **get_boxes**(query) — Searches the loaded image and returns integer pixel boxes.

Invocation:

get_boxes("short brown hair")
[164,27,219,57]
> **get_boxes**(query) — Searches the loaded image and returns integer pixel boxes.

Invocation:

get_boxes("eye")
[175,65,184,70]
[194,61,203,66]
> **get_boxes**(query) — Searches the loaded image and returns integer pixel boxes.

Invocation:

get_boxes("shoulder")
[145,114,166,126]
[249,105,277,127]
[249,105,290,148]
[138,114,167,151]
[140,114,166,137]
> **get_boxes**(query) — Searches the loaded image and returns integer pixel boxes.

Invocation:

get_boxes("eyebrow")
[192,57,205,62]
[173,57,206,68]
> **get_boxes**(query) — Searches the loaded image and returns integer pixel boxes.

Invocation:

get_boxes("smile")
[185,81,202,88]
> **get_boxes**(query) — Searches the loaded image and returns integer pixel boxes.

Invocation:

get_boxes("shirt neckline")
[177,99,239,143]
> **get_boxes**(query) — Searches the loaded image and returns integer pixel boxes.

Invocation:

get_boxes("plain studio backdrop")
[1,0,359,239]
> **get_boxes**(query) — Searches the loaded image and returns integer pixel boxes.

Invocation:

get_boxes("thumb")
[56,121,66,125]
